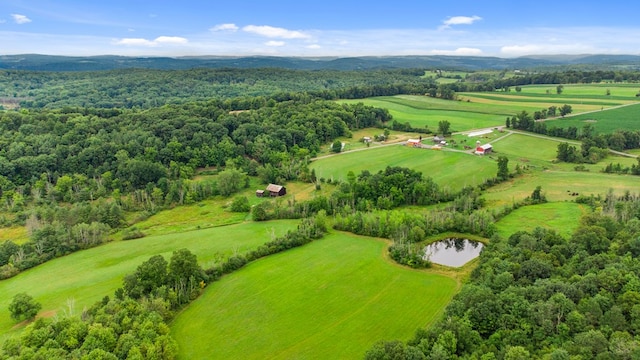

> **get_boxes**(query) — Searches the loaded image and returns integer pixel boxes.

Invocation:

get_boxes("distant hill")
[1,54,639,72]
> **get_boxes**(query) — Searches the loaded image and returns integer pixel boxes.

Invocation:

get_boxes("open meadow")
[310,144,497,191]
[494,202,586,239]
[0,220,299,342]
[171,232,458,360]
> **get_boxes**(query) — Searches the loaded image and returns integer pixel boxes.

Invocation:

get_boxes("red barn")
[475,144,493,155]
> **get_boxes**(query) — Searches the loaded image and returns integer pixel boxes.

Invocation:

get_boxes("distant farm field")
[0,220,299,341]
[542,102,640,134]
[171,232,457,360]
[340,96,509,131]
[310,145,497,191]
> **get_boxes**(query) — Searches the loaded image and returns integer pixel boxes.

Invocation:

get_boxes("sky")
[1,0,639,58]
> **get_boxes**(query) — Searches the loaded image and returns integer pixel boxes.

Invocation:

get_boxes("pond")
[422,238,484,267]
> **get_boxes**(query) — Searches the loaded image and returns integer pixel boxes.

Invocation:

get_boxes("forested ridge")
[1,68,429,109]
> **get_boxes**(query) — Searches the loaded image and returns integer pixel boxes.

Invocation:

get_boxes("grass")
[0,226,28,244]
[482,169,640,209]
[0,220,300,342]
[517,84,640,98]
[495,202,586,239]
[171,231,458,360]
[541,102,640,134]
[490,133,564,167]
[122,198,248,238]
[310,144,498,191]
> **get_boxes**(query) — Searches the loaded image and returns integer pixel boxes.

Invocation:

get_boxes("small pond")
[422,238,484,267]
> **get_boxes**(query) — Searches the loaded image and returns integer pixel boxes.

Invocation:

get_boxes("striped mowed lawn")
[171,231,458,360]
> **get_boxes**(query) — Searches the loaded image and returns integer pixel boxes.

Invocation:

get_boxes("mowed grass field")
[0,220,299,341]
[171,232,458,360]
[495,202,586,239]
[311,145,497,191]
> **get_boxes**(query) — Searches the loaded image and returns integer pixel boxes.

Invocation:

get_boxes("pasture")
[0,220,299,341]
[495,202,586,239]
[310,144,497,191]
[171,232,458,360]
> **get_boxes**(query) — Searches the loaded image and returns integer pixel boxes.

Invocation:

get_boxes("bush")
[252,202,269,221]
[229,196,251,212]
[122,227,145,240]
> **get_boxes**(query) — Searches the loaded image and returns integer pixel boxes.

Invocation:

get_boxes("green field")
[341,85,640,133]
[495,202,586,239]
[483,169,640,208]
[516,84,640,98]
[542,102,640,133]
[491,133,567,166]
[171,232,458,360]
[310,145,497,191]
[0,220,299,341]
[341,96,509,131]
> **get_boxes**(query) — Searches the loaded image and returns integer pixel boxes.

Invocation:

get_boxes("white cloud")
[114,36,188,47]
[155,36,188,44]
[211,23,238,32]
[430,47,483,56]
[440,15,481,30]
[265,40,285,47]
[306,44,321,49]
[11,14,32,24]
[243,25,310,39]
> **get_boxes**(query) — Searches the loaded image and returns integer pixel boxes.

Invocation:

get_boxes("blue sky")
[1,0,639,57]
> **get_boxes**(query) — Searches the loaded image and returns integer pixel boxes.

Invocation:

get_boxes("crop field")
[342,85,639,133]
[0,220,299,341]
[171,232,458,360]
[310,144,497,191]
[541,102,640,134]
[516,84,640,98]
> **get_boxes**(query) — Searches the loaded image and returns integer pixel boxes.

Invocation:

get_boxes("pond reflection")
[423,238,483,267]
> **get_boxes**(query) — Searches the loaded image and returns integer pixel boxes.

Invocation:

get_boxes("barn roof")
[266,184,284,192]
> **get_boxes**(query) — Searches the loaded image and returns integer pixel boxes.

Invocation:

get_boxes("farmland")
[0,220,300,342]
[171,232,458,360]
[2,78,640,359]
